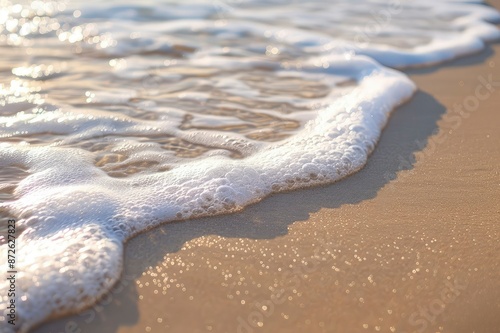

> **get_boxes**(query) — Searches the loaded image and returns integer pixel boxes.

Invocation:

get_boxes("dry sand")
[34,5,500,333]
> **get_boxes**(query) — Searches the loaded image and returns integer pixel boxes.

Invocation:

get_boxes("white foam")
[0,0,499,331]
[61,0,500,66]
[0,54,415,332]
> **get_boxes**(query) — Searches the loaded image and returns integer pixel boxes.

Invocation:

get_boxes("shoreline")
[34,4,500,333]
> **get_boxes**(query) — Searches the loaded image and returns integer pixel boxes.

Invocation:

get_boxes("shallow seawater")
[0,0,499,331]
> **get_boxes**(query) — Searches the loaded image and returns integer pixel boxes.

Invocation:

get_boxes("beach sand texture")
[25,1,500,333]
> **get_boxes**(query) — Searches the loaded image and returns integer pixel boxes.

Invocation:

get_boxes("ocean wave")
[0,0,498,331]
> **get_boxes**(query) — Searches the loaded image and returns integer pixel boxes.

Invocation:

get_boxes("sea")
[0,0,499,331]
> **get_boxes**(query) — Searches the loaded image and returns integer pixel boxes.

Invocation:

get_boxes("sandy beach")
[32,4,500,333]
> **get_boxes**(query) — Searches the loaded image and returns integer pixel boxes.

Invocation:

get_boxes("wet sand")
[34,6,500,333]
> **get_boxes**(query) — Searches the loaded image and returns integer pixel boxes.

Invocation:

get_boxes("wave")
[0,0,498,331]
